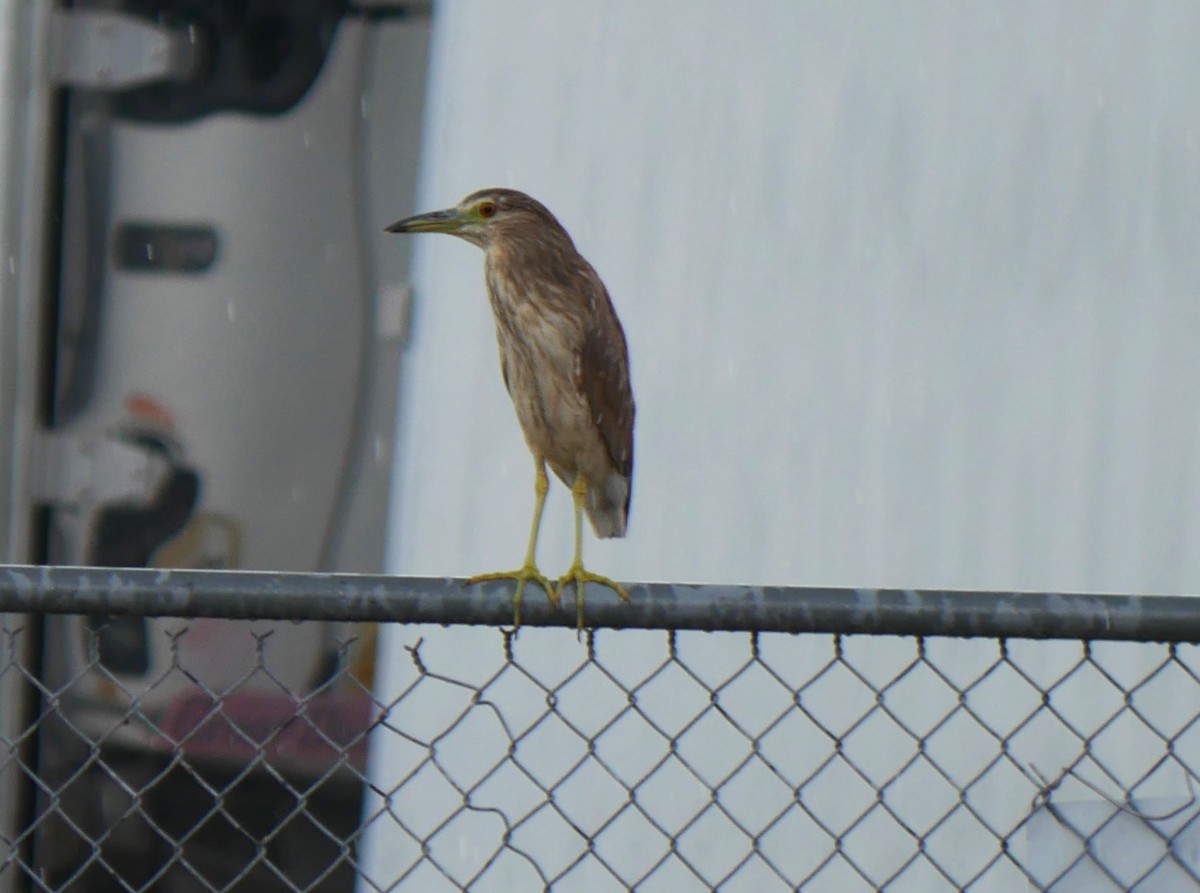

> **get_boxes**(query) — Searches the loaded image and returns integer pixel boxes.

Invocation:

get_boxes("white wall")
[364,3,1200,889]
[384,1,1200,594]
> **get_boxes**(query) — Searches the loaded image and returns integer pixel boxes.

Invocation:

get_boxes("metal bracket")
[50,9,198,90]
[31,430,171,510]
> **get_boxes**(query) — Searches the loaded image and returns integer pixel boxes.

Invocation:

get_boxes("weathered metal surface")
[1,564,1197,640]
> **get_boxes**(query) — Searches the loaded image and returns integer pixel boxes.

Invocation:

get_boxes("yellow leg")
[556,473,629,630]
[468,459,554,627]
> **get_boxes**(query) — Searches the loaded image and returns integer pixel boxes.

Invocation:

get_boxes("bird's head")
[385,188,571,250]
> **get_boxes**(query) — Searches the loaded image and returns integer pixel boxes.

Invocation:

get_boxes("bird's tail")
[586,472,630,539]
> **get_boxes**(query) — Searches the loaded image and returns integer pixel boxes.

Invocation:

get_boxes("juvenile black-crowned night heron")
[386,188,634,628]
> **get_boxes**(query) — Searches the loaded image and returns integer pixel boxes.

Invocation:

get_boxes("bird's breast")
[490,315,589,474]
[484,254,621,487]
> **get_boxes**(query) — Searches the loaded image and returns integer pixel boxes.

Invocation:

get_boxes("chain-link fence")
[0,567,1198,892]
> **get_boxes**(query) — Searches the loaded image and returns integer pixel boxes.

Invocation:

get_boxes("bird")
[386,188,635,629]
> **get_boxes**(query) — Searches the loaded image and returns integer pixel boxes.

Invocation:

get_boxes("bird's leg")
[556,473,630,630]
[468,458,555,628]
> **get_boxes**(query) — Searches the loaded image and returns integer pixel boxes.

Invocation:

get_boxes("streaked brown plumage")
[386,188,634,627]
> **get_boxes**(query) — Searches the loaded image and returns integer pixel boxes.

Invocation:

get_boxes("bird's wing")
[578,280,635,482]
[499,352,512,396]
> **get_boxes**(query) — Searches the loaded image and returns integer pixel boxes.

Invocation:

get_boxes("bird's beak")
[384,207,466,234]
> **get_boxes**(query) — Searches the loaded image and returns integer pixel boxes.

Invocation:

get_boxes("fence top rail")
[1,564,1198,642]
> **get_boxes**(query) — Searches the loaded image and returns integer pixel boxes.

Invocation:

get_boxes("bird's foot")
[555,563,629,631]
[468,564,555,629]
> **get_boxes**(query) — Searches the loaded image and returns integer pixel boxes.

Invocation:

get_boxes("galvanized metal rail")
[0,564,1198,641]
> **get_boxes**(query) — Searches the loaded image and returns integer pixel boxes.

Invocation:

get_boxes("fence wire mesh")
[0,571,1196,892]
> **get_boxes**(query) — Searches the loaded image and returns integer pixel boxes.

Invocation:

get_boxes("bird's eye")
[478,201,498,219]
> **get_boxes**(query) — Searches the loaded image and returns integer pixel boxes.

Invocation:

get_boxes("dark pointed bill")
[384,208,464,234]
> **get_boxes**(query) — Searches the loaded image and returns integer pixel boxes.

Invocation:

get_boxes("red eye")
[479,201,497,219]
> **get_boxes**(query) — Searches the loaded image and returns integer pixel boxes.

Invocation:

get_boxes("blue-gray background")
[364,3,1200,889]
[383,1,1200,594]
